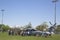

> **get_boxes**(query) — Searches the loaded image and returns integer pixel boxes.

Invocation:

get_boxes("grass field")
[0,32,60,40]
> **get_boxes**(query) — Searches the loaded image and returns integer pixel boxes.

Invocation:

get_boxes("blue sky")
[0,0,60,27]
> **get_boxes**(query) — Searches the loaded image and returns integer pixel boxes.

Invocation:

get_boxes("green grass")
[0,32,60,40]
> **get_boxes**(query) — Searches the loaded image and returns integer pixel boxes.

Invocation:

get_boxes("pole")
[54,0,56,26]
[52,0,58,27]
[1,9,4,25]
[1,9,4,31]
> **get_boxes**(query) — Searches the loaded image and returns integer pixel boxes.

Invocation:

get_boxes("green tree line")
[0,22,60,34]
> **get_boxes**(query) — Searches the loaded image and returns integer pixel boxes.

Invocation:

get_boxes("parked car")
[20,28,42,36]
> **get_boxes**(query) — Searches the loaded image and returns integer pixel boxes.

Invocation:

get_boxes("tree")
[55,25,60,34]
[24,22,32,29]
[0,24,3,31]
[36,22,48,31]
[2,25,10,31]
[0,24,2,28]
[0,24,10,31]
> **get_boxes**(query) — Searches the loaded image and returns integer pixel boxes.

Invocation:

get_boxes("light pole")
[1,9,4,25]
[52,0,58,27]
[1,9,5,31]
